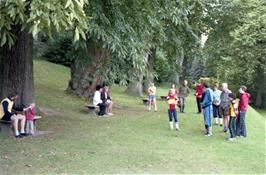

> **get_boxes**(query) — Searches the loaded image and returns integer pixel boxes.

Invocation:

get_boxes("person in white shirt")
[93,85,107,116]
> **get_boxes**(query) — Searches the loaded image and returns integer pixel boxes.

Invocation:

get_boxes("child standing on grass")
[167,89,179,131]
[24,103,36,135]
[148,83,157,112]
[228,93,238,141]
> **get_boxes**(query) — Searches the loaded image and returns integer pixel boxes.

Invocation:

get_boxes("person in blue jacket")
[201,82,214,136]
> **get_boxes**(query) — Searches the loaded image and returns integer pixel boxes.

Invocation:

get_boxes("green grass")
[0,60,265,174]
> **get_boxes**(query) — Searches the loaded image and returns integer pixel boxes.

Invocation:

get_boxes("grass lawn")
[0,60,265,174]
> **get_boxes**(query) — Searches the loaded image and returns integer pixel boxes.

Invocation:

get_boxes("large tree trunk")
[0,25,34,107]
[143,47,156,93]
[254,67,266,109]
[126,80,143,97]
[67,39,109,97]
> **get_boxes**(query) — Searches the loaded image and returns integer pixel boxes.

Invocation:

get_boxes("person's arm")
[12,103,23,112]
[2,101,13,115]
[202,91,212,108]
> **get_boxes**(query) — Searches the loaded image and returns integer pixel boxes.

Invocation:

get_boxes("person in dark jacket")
[179,80,190,113]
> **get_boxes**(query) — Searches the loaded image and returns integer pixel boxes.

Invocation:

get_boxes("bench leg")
[0,124,13,135]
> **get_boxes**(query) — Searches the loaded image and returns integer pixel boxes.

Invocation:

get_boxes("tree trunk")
[126,80,143,97]
[255,67,266,109]
[67,39,109,97]
[0,25,34,107]
[143,47,156,92]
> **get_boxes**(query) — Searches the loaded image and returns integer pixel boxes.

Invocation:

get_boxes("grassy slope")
[0,60,265,174]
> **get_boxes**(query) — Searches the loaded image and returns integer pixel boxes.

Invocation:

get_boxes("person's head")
[203,82,210,89]
[229,93,236,101]
[104,86,109,92]
[150,83,154,87]
[183,80,188,86]
[221,83,228,91]
[171,84,176,89]
[8,92,18,101]
[96,85,102,91]
[213,82,219,90]
[239,85,247,94]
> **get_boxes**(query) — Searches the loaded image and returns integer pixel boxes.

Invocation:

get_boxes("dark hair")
[96,85,102,91]
[8,92,18,98]
[229,93,236,100]
[203,82,210,88]
[240,85,247,92]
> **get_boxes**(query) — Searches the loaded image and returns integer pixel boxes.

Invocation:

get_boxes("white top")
[93,91,102,106]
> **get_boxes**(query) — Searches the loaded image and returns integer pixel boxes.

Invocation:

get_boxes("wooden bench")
[0,116,42,136]
[142,99,149,105]
[85,105,99,115]
[160,96,168,101]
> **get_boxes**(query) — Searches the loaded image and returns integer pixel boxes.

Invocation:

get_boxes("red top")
[195,84,204,98]
[238,92,250,111]
[168,94,177,109]
[25,106,36,120]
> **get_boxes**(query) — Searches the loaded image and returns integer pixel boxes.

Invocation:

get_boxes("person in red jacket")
[236,86,250,138]
[24,103,37,135]
[195,81,204,114]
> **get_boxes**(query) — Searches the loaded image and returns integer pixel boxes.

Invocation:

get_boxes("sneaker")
[20,133,28,137]
[107,113,114,116]
[227,138,234,141]
[15,135,24,139]
[205,133,212,137]
[223,129,228,133]
[220,124,223,127]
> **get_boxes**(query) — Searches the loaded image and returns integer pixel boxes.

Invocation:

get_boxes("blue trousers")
[236,111,247,137]
[204,105,212,127]
[213,104,222,118]
[168,109,178,123]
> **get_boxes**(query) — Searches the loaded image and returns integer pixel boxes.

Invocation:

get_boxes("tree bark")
[0,25,34,107]
[143,47,156,93]
[254,66,266,109]
[67,39,109,97]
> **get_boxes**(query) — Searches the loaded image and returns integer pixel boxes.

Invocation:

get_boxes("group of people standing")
[147,80,250,141]
[93,85,114,116]
[195,82,250,140]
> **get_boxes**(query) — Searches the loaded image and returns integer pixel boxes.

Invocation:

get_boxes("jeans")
[168,109,178,123]
[213,104,222,118]
[179,97,185,112]
[229,117,236,138]
[236,111,247,137]
[26,120,35,135]
[196,97,202,113]
[203,105,212,127]
[98,103,107,116]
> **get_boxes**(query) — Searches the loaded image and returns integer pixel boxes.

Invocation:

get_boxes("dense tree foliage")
[203,0,266,108]
[0,0,265,108]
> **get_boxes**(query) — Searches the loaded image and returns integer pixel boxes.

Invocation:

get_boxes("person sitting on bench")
[0,92,26,138]
[101,86,113,116]
[93,85,107,116]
